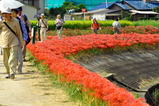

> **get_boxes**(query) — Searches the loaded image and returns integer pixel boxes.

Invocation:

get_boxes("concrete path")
[0,55,78,106]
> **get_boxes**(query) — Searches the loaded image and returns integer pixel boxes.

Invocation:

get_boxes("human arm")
[61,19,65,24]
[91,23,93,30]
[26,18,31,32]
[46,19,49,31]
[20,21,28,42]
[16,21,24,48]
[55,19,58,24]
[97,22,101,27]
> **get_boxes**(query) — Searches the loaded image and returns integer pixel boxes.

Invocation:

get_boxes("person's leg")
[8,46,18,79]
[117,29,120,34]
[57,29,61,39]
[18,46,23,73]
[40,28,44,41]
[38,28,41,41]
[2,48,10,75]
[94,29,97,34]
[114,29,118,34]
[59,27,63,39]
[22,44,26,61]
[44,28,47,40]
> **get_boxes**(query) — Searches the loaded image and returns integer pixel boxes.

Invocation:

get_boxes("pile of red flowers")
[27,33,154,105]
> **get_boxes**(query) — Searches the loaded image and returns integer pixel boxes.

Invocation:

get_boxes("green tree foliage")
[76,4,86,12]
[153,7,159,13]
[62,2,79,11]
[44,2,86,19]
[121,10,132,21]
[44,9,49,17]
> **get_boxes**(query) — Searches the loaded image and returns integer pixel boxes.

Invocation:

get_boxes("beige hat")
[1,7,11,14]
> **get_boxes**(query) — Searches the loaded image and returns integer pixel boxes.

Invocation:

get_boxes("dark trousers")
[94,29,98,34]
[37,28,41,41]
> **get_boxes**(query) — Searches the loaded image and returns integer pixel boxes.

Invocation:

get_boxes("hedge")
[30,20,134,30]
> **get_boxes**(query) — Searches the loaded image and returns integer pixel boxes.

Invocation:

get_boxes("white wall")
[22,5,37,20]
[92,14,106,21]
[38,0,44,14]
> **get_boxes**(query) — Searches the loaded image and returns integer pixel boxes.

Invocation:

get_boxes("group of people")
[0,7,31,79]
[37,14,65,41]
[0,6,66,79]
[0,5,121,79]
[91,18,121,34]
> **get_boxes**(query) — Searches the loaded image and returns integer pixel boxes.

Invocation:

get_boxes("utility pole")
[106,0,107,9]
[46,0,47,8]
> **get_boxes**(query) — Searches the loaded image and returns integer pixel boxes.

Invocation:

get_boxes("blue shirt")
[17,17,28,42]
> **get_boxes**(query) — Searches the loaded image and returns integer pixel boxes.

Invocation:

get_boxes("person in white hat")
[38,13,48,41]
[0,7,23,79]
[55,14,65,39]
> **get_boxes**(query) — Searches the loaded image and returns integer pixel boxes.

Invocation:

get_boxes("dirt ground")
[0,55,79,106]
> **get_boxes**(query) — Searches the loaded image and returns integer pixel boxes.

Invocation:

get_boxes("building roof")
[89,2,114,11]
[115,2,131,10]
[89,0,159,12]
[124,0,159,10]
[89,2,131,11]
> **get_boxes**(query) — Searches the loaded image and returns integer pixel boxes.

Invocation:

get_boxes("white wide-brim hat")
[41,13,44,16]
[1,7,11,14]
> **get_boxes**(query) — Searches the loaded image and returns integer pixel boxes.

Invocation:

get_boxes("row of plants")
[27,33,155,105]
[134,20,159,28]
[44,25,159,37]
[30,20,134,30]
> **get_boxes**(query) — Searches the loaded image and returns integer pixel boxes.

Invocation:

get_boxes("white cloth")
[112,21,121,30]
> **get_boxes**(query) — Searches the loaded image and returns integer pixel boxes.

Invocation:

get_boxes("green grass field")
[134,20,159,28]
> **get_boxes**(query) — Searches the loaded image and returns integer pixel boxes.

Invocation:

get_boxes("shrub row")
[30,20,134,30]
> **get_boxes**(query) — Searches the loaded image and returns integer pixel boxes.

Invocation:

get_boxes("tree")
[44,2,86,19]
[49,8,54,15]
[121,10,132,21]
[153,7,159,13]
[77,4,86,12]
[44,9,49,17]
[62,2,79,11]
[62,2,72,9]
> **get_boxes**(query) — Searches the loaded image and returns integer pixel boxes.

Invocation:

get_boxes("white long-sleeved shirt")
[112,21,121,30]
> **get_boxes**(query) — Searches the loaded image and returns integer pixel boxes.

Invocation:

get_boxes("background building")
[45,0,118,10]
[17,0,44,19]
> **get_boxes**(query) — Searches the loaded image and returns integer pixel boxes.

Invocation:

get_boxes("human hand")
[23,41,26,46]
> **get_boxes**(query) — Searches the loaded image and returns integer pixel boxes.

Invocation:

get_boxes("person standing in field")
[38,14,48,41]
[0,7,23,79]
[11,9,28,74]
[91,18,101,34]
[112,18,121,34]
[37,17,41,41]
[17,6,31,61]
[55,14,65,39]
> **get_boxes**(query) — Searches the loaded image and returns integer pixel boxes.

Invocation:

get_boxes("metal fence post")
[32,26,36,44]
